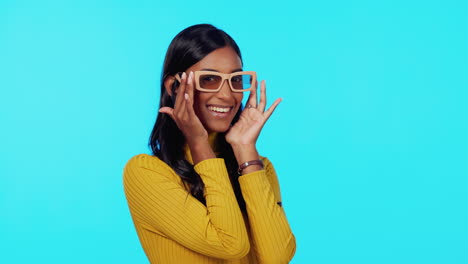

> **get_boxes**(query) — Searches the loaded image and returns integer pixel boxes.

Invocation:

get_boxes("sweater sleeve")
[123,154,250,259]
[238,157,296,264]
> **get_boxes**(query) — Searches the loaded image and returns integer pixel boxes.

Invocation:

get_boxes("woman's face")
[185,47,244,133]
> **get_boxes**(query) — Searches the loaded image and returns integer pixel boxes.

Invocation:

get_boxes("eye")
[231,76,242,83]
[201,75,218,82]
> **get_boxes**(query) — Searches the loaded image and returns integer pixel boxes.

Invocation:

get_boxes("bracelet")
[238,159,264,175]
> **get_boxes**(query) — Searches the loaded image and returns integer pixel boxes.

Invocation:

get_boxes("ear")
[164,76,176,96]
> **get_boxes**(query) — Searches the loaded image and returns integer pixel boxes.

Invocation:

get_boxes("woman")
[123,24,296,264]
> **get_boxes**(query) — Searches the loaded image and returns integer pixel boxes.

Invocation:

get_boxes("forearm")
[187,138,216,164]
[239,162,296,263]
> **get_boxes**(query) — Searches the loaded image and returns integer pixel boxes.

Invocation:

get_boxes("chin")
[206,123,232,133]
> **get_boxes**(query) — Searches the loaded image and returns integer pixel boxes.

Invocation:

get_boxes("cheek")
[193,93,209,111]
[235,93,244,106]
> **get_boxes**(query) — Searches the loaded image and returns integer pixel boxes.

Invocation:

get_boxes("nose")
[216,79,233,99]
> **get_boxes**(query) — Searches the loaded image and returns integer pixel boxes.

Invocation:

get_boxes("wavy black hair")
[149,24,246,211]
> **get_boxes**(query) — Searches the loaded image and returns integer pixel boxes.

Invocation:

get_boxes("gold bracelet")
[238,159,264,175]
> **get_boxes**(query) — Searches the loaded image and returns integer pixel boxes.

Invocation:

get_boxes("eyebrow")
[200,68,243,73]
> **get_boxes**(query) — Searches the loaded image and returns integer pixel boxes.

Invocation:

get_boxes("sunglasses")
[175,71,257,92]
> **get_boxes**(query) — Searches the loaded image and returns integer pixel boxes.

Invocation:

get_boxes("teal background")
[1,0,467,263]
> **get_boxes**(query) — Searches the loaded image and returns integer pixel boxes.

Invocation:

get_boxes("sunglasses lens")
[199,74,223,90]
[231,74,254,91]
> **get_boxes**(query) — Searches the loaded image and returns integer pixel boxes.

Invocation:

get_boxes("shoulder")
[124,153,169,171]
[123,153,183,186]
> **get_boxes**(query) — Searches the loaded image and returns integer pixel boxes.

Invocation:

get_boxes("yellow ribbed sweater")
[123,148,296,264]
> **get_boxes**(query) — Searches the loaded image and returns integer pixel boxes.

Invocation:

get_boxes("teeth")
[208,106,230,113]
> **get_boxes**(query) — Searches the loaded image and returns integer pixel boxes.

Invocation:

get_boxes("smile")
[207,105,232,113]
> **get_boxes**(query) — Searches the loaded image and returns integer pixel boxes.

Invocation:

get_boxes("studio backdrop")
[1,0,467,263]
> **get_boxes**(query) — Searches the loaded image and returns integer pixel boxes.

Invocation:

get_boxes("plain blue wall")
[1,0,467,263]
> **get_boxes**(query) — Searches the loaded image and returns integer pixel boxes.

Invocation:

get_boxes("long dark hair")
[149,24,246,211]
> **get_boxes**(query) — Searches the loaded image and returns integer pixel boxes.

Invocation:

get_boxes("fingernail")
[184,93,189,100]
[188,71,193,84]
[182,72,187,79]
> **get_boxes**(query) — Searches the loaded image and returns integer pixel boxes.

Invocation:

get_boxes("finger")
[183,71,195,120]
[174,73,188,121]
[177,91,187,120]
[263,98,282,120]
[184,92,197,118]
[186,71,195,104]
[174,72,187,111]
[258,80,267,112]
[246,80,258,108]
[177,93,190,122]
[159,107,175,120]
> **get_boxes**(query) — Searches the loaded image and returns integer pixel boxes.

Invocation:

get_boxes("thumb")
[159,107,175,119]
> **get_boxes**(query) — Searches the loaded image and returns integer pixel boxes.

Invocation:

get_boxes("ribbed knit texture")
[123,152,296,264]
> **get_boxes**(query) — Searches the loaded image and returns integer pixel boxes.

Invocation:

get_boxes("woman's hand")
[159,72,208,147]
[226,80,281,153]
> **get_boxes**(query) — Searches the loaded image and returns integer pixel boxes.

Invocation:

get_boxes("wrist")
[231,144,260,166]
[238,159,264,175]
[187,138,215,164]
[186,135,209,148]
[230,143,256,153]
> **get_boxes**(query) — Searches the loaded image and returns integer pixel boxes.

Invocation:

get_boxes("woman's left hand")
[226,80,282,148]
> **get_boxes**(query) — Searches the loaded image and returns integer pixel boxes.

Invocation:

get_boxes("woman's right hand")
[159,71,208,146]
